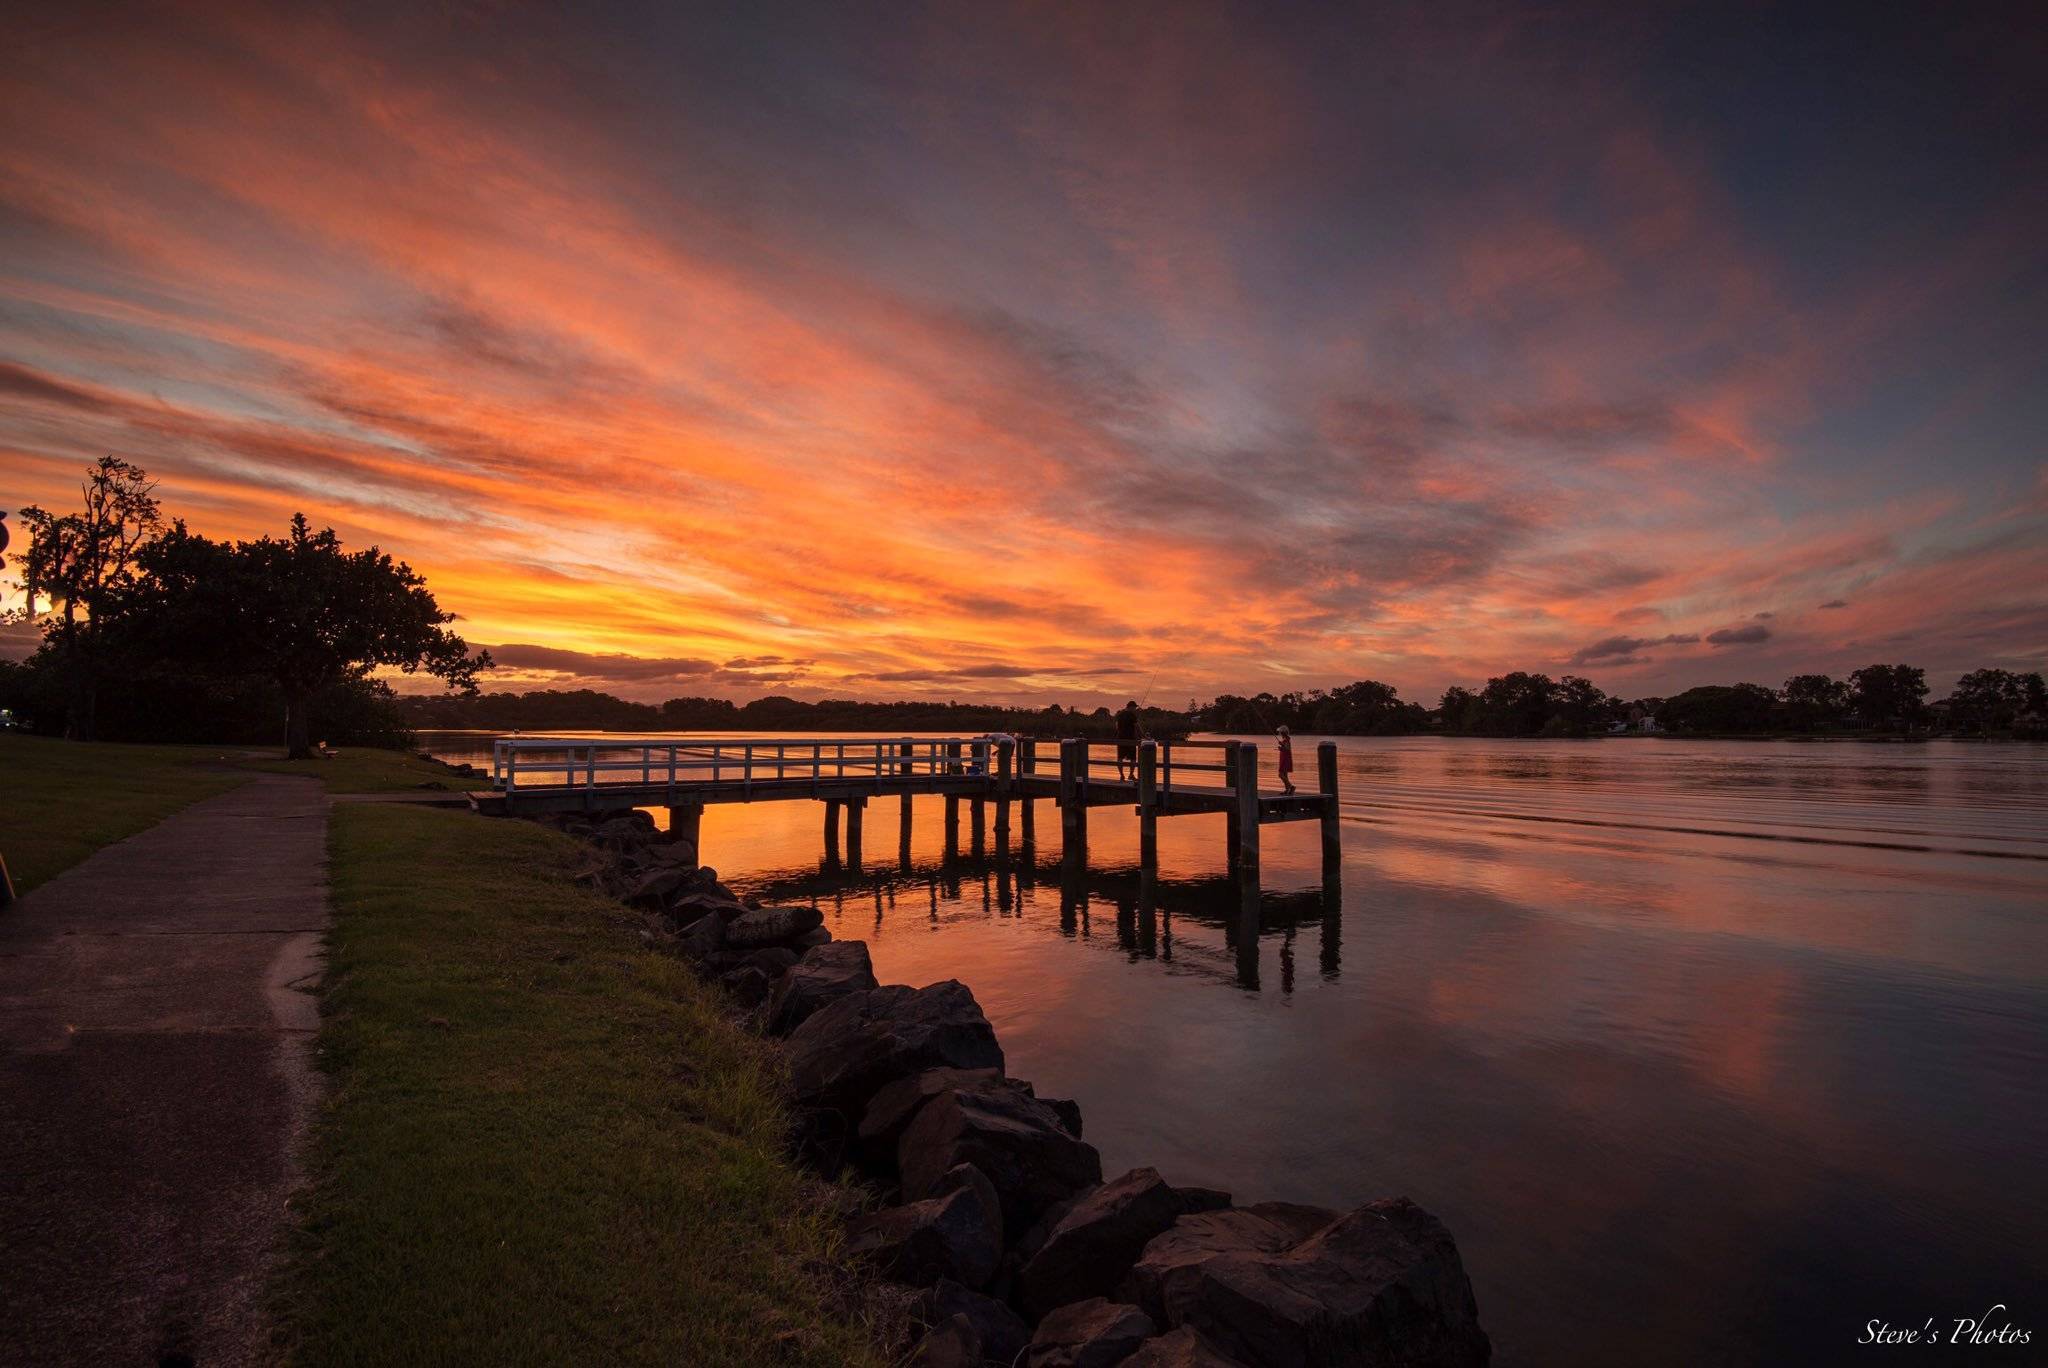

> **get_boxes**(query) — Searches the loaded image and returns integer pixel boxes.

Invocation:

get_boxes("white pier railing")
[490,736,998,796]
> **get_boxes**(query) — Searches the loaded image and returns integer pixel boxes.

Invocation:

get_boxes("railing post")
[1235,742,1261,872]
[1318,741,1341,866]
[1137,739,1158,867]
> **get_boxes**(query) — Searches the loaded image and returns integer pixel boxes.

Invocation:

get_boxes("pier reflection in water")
[734,828,1340,996]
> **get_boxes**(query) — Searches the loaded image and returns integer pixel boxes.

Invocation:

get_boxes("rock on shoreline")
[534,807,1493,1366]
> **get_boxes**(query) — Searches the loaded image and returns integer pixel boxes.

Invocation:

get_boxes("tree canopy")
[127,515,489,757]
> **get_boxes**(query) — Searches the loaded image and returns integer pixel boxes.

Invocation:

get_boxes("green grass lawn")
[0,733,250,893]
[282,804,883,1367]
[0,736,474,894]
[239,746,473,793]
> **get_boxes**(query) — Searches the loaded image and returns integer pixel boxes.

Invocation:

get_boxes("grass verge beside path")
[283,803,883,1367]
[0,734,249,892]
[240,746,471,793]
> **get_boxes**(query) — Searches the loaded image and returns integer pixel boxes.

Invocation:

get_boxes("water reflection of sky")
[426,733,2048,1366]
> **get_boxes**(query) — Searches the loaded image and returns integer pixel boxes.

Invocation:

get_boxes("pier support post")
[970,799,986,857]
[944,796,960,859]
[1059,738,1087,856]
[994,740,1013,838]
[899,791,914,867]
[1136,739,1158,868]
[823,799,841,866]
[1235,742,1261,873]
[1317,741,1341,867]
[1225,743,1243,872]
[846,797,865,868]
[666,802,704,859]
[1021,797,1035,846]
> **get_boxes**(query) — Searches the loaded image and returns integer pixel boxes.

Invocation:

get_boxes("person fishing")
[1115,699,1141,780]
[1276,724,1295,794]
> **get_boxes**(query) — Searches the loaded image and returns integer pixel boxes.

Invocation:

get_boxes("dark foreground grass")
[0,733,248,892]
[283,804,883,1367]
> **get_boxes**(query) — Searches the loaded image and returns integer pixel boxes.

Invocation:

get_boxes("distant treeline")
[393,661,2048,743]
[1428,663,2046,738]
[398,690,1193,739]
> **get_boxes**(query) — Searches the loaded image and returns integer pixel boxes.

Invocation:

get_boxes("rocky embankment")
[538,809,1492,1368]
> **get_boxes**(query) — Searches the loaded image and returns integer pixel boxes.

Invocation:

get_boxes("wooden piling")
[1136,739,1158,867]
[666,802,703,857]
[970,798,986,857]
[944,795,960,857]
[1225,742,1242,871]
[824,799,841,864]
[994,740,1013,837]
[1235,742,1261,871]
[1317,741,1341,866]
[1059,738,1088,851]
[899,791,913,863]
[846,797,865,867]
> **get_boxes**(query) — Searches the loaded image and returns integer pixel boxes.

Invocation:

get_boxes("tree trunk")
[284,690,313,760]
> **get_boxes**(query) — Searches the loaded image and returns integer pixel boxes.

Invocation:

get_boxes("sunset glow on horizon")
[4,1,2043,705]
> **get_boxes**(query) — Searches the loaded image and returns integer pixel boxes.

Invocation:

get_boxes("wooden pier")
[469,734,1341,871]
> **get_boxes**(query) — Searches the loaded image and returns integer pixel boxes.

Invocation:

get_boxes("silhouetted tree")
[1849,663,1928,732]
[1781,673,1849,730]
[1657,683,1778,733]
[128,515,488,757]
[10,457,162,739]
[1946,668,2043,734]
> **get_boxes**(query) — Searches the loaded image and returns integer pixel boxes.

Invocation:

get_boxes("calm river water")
[425,732,2048,1365]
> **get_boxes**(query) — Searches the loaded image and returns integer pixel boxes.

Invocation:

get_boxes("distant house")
[1625,703,1662,734]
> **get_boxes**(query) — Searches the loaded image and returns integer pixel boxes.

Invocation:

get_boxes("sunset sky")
[3,1,2043,706]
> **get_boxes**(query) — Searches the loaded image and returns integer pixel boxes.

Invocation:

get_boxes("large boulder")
[784,981,1004,1118]
[844,1185,1002,1289]
[899,1084,1102,1234]
[643,840,699,867]
[1174,1187,1233,1214]
[918,1278,1032,1367]
[910,1313,984,1368]
[624,864,697,907]
[857,1067,1010,1156]
[1122,1327,1252,1366]
[1017,1167,1186,1317]
[1122,1205,1337,1327]
[931,1161,1006,1251]
[724,904,824,948]
[765,941,879,1036]
[676,912,724,960]
[1023,1298,1156,1368]
[1169,1198,1489,1368]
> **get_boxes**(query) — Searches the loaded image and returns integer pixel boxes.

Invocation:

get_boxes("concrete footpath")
[0,776,329,1367]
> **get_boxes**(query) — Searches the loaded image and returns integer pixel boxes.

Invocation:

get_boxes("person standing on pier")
[1115,699,1141,780]
[1277,724,1295,793]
